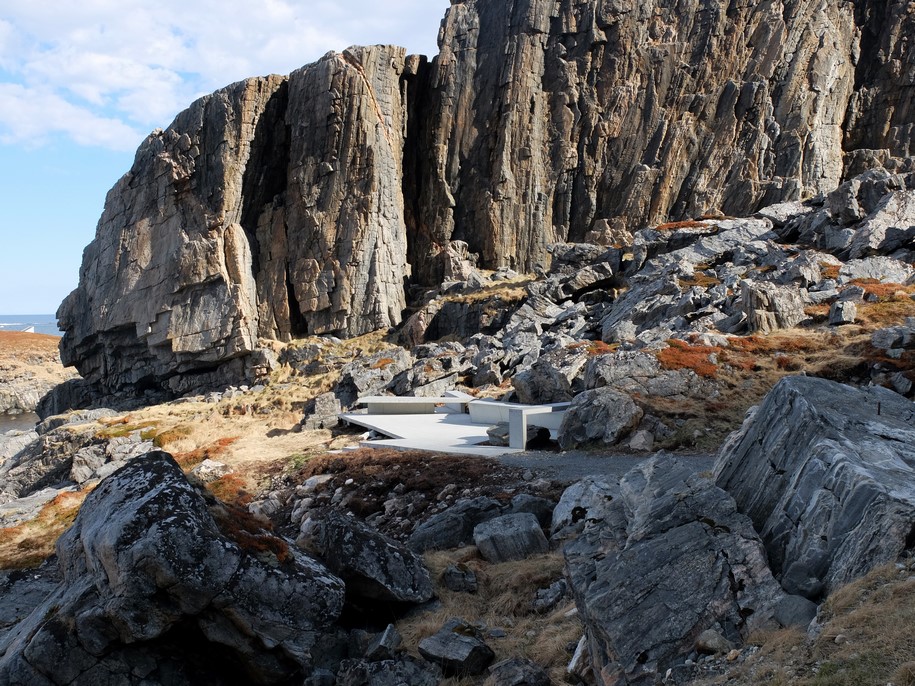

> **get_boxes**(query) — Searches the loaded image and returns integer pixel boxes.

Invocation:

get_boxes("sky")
[0,0,449,315]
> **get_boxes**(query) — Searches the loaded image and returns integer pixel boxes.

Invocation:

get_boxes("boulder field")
[2,376,915,684]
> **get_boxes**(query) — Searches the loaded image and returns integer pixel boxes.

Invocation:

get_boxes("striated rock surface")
[59,46,414,396]
[715,376,915,599]
[565,456,787,686]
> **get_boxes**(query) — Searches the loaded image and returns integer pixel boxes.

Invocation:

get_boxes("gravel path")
[497,449,717,482]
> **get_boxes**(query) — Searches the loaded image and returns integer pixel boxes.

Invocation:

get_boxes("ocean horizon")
[0,314,62,337]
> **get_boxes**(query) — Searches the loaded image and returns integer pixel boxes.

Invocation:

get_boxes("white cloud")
[0,83,143,151]
[0,0,449,150]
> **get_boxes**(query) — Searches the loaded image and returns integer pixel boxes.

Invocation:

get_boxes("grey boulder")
[0,452,346,685]
[473,513,549,563]
[558,388,643,449]
[408,497,503,552]
[312,512,433,604]
[417,618,495,676]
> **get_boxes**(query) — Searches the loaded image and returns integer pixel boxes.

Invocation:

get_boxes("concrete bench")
[356,393,473,415]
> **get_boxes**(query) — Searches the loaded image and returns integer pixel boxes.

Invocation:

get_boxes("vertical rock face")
[58,0,915,395]
[418,0,914,279]
[60,47,413,393]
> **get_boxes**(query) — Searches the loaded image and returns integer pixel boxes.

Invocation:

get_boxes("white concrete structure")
[339,394,569,456]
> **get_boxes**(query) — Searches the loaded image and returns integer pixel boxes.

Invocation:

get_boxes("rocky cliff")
[59,0,915,395]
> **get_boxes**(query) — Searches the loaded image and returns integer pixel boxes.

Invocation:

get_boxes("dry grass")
[0,490,88,569]
[442,277,533,306]
[679,272,723,289]
[397,549,581,684]
[0,331,77,387]
[695,564,915,686]
[655,219,718,231]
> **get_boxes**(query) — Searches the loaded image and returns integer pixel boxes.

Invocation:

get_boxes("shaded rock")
[532,579,567,615]
[512,347,588,404]
[508,493,555,529]
[312,512,433,604]
[715,376,915,598]
[365,625,402,662]
[442,564,478,594]
[0,561,60,632]
[565,456,786,685]
[558,388,643,450]
[336,655,441,686]
[695,629,734,655]
[473,513,549,563]
[408,497,503,552]
[417,619,495,677]
[0,452,346,685]
[483,657,551,686]
[302,392,342,431]
[774,595,818,629]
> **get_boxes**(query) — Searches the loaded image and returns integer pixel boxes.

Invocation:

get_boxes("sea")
[0,314,61,337]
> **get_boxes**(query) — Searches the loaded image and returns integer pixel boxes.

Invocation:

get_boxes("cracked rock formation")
[0,452,346,685]
[59,0,915,396]
[716,375,915,599]
[564,455,786,686]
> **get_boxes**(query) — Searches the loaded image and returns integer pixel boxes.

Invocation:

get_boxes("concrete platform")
[339,411,523,457]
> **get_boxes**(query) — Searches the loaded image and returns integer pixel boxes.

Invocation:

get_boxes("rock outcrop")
[59,46,415,395]
[0,452,346,685]
[715,375,915,599]
[565,456,786,686]
[58,0,915,397]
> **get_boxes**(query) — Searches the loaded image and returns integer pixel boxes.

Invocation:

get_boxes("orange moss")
[850,279,914,300]
[173,437,239,471]
[370,357,395,369]
[657,339,722,378]
[820,263,841,280]
[729,334,822,355]
[206,473,252,506]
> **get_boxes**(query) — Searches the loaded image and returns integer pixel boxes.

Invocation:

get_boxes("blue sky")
[0,0,449,314]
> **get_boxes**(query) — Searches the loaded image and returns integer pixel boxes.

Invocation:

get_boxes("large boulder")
[565,456,786,686]
[715,376,915,599]
[417,619,495,677]
[0,452,346,685]
[310,512,433,605]
[558,388,643,449]
[473,513,549,563]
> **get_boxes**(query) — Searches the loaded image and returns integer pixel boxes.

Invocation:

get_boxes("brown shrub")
[206,474,252,506]
[655,219,716,231]
[211,502,289,564]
